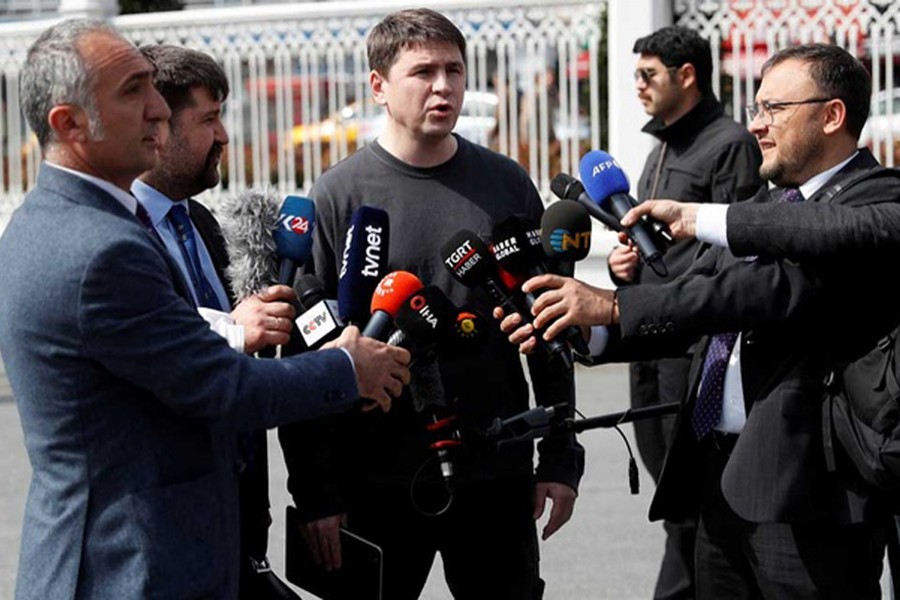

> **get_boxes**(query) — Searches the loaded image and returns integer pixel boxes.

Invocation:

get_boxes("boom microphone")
[363,270,423,341]
[338,206,390,325]
[219,187,281,301]
[273,195,316,286]
[579,151,669,277]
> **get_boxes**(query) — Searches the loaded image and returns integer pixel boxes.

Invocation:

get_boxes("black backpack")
[822,327,900,491]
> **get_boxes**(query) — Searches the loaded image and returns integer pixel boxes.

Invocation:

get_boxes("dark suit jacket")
[724,178,900,260]
[0,165,358,600]
[600,149,900,525]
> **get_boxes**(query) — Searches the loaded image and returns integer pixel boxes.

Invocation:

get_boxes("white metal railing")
[0,0,604,226]
[676,0,900,167]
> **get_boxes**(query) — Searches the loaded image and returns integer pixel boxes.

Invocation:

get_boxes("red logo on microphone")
[282,216,310,235]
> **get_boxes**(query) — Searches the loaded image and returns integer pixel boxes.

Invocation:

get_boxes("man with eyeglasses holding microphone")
[610,26,762,600]
[500,43,900,598]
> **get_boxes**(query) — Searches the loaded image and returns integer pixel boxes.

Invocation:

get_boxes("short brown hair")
[140,44,229,119]
[367,8,466,75]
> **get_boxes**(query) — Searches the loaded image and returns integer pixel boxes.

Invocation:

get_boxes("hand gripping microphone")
[219,187,281,302]
[441,230,573,371]
[362,270,423,341]
[294,273,343,349]
[578,150,669,277]
[273,196,316,286]
[492,217,589,358]
[338,206,390,325]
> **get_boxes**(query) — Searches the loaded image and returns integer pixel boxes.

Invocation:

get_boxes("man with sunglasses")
[610,25,762,600]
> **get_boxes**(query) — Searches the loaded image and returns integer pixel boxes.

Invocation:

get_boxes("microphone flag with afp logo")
[579,150,670,277]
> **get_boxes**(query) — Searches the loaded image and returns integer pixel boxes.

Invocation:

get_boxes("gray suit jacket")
[0,165,358,599]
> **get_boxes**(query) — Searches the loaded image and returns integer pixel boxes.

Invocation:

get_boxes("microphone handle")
[606,194,668,278]
[524,265,590,358]
[521,290,574,371]
[574,194,623,232]
[278,257,297,286]
[361,310,394,342]
[627,195,674,244]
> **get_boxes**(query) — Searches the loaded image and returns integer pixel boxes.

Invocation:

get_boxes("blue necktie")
[167,204,223,311]
[691,186,803,439]
[692,332,739,439]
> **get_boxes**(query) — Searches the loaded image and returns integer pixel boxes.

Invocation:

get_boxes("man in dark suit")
[132,44,299,598]
[608,27,762,600]
[0,20,410,599]
[500,44,900,597]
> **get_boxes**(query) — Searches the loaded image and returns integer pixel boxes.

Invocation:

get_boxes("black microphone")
[552,172,674,248]
[394,286,457,354]
[492,218,589,358]
[579,151,669,277]
[219,187,281,302]
[550,173,624,233]
[294,274,343,349]
[541,200,592,264]
[440,230,573,371]
[338,206,390,325]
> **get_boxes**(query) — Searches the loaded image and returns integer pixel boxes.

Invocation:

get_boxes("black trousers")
[339,474,543,600]
[696,434,885,599]
[630,358,695,600]
[238,430,272,597]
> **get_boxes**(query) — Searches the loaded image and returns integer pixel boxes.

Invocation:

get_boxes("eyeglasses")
[633,66,679,85]
[745,98,832,125]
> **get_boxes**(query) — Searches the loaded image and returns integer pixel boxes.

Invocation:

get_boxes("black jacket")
[614,94,763,286]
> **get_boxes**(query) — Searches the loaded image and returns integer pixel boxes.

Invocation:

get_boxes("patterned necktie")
[779,186,804,203]
[692,332,739,439]
[167,204,223,310]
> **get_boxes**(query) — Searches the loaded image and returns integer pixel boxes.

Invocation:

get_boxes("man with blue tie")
[499,44,900,597]
[0,20,410,599]
[132,44,299,598]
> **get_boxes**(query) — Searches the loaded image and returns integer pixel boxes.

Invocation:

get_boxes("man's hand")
[608,243,639,283]
[300,514,345,571]
[534,482,577,541]
[621,200,700,241]
[326,326,410,412]
[525,274,617,339]
[231,284,297,354]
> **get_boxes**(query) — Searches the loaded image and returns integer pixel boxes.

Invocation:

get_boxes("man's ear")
[370,69,388,106]
[48,105,91,143]
[677,63,697,91]
[822,98,847,136]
